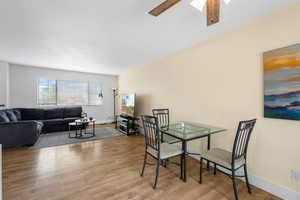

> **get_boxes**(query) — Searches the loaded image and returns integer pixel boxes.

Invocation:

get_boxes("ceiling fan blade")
[149,0,181,16]
[207,0,220,25]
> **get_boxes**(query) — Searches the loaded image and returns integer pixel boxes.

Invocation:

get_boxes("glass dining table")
[161,121,226,182]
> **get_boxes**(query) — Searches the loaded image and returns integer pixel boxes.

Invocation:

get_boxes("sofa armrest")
[0,120,43,148]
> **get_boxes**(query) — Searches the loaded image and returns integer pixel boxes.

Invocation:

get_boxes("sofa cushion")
[45,108,64,119]
[13,110,22,121]
[5,111,18,122]
[0,112,10,123]
[64,107,82,118]
[42,119,65,125]
[41,119,66,133]
[21,108,45,120]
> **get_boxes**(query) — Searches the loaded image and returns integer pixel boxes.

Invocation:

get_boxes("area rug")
[31,127,124,149]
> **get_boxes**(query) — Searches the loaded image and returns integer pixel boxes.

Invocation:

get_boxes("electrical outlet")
[291,170,300,181]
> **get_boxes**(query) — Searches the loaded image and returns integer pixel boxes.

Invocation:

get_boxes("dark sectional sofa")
[0,106,82,148]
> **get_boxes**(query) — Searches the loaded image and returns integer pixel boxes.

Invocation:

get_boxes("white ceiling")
[0,0,299,75]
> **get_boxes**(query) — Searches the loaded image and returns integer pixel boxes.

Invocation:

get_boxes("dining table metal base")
[161,121,226,183]
[180,135,211,182]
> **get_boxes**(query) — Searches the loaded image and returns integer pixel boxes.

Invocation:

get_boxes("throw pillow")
[13,110,22,120]
[6,111,18,122]
[0,112,10,123]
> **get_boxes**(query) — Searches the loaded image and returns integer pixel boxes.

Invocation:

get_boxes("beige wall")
[119,4,300,196]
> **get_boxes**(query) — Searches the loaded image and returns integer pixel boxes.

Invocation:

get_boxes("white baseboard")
[189,155,300,200]
[247,174,300,200]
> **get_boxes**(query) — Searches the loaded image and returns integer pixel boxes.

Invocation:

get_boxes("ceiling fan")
[149,0,231,26]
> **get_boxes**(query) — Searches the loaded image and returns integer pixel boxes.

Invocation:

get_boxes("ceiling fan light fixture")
[191,0,231,12]
[190,0,206,12]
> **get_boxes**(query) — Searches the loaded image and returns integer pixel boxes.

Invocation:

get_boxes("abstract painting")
[264,44,300,120]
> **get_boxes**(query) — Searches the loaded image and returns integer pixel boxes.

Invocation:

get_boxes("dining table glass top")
[161,121,226,140]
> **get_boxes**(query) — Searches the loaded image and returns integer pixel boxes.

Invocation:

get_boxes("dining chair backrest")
[152,109,169,129]
[232,119,257,162]
[141,115,160,152]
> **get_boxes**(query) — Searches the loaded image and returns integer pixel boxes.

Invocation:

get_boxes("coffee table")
[68,119,96,139]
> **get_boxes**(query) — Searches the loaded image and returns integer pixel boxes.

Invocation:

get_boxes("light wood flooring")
[3,124,280,200]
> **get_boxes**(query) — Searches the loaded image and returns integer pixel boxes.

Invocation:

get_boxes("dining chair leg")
[160,160,163,166]
[153,159,160,189]
[180,154,183,179]
[182,141,187,182]
[140,152,148,177]
[160,160,167,167]
[164,159,168,168]
[199,157,203,184]
[214,163,217,175]
[232,169,239,200]
[207,135,211,171]
[244,164,252,194]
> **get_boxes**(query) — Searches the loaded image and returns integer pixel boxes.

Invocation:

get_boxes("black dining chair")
[152,109,180,144]
[140,115,184,189]
[199,119,257,200]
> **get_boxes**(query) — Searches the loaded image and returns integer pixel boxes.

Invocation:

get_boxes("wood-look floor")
[3,124,280,200]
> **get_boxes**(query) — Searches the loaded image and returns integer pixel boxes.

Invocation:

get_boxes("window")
[37,79,103,106]
[57,80,89,105]
[37,79,56,105]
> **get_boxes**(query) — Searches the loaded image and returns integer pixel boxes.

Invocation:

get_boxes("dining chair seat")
[201,148,245,169]
[147,143,183,160]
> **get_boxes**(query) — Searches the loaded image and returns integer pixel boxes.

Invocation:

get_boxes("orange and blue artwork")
[264,44,300,120]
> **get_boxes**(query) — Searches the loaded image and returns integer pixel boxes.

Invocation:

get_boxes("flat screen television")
[120,93,135,117]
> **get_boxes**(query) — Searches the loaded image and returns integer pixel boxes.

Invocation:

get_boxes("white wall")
[0,61,9,109]
[9,64,118,123]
